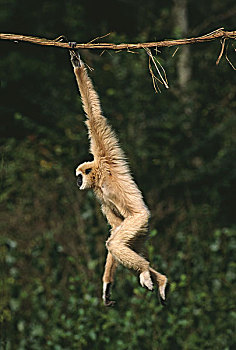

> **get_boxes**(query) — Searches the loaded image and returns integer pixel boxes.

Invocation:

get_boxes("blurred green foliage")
[0,0,235,349]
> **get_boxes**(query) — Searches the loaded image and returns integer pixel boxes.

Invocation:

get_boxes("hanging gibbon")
[70,48,168,306]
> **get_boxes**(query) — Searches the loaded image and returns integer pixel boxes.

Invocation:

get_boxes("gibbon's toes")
[139,270,154,291]
[102,282,115,307]
[158,279,170,306]
[104,299,116,307]
[159,278,167,300]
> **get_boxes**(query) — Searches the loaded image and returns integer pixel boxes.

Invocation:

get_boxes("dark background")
[0,0,235,349]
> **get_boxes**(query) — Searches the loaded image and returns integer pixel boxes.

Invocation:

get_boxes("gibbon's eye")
[85,168,92,175]
[77,174,83,187]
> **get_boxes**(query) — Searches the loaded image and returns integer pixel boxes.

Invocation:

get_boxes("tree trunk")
[173,0,191,89]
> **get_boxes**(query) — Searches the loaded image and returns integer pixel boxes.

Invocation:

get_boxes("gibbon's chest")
[94,184,123,218]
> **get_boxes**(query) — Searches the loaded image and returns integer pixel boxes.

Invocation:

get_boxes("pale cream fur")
[70,53,167,304]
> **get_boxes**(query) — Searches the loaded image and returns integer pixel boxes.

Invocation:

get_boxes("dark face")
[77,174,83,187]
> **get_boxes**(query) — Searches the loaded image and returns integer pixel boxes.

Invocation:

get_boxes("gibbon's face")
[75,161,95,190]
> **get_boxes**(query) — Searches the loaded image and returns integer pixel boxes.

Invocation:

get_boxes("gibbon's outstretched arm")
[70,51,125,165]
[70,49,168,306]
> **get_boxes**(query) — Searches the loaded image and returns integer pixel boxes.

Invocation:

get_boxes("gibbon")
[70,48,168,306]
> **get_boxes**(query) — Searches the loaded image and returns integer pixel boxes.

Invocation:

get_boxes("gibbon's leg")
[102,252,118,306]
[101,206,122,306]
[106,213,154,291]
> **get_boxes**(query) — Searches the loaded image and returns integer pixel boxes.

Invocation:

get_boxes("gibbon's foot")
[139,270,154,291]
[158,279,169,306]
[104,299,116,307]
[102,282,116,307]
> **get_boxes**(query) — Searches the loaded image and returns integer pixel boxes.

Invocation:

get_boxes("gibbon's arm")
[70,52,125,164]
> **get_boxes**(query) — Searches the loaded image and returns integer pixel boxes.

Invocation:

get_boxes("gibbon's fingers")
[68,41,77,49]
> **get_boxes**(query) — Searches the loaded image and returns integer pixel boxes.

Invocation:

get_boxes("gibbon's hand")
[69,42,82,68]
